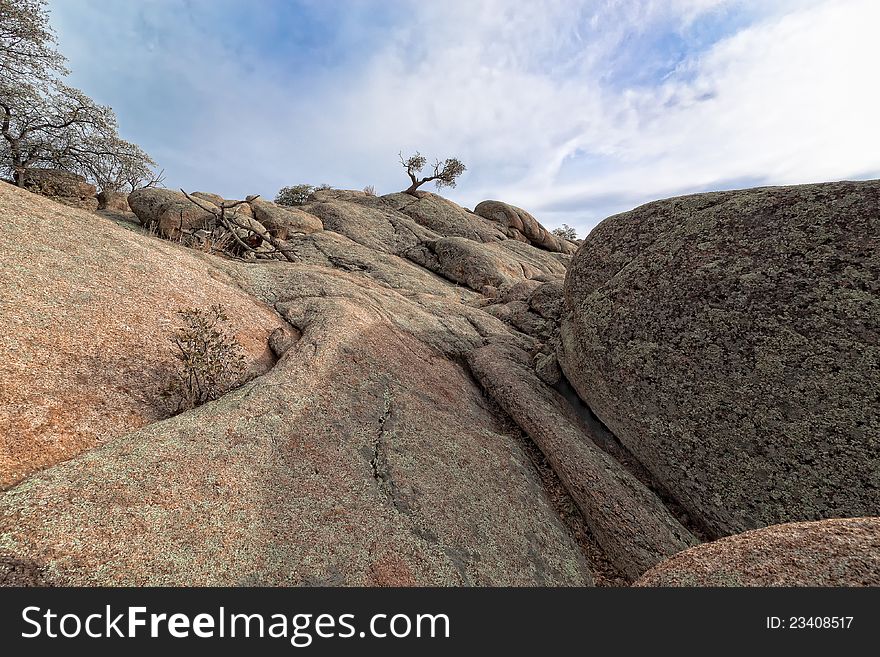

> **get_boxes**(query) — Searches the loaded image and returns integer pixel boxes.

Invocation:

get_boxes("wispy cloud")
[48,0,879,234]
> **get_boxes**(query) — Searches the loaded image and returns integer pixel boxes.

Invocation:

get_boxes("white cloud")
[47,0,879,236]
[520,0,880,229]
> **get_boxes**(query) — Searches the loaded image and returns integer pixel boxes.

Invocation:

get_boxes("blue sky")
[47,0,880,235]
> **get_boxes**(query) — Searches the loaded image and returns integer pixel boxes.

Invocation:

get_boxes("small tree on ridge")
[399,151,465,196]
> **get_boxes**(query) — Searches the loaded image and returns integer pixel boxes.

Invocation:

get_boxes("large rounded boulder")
[384,192,507,243]
[559,180,880,537]
[157,198,219,239]
[128,187,187,227]
[636,517,880,586]
[475,200,577,254]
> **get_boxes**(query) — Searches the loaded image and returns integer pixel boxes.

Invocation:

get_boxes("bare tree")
[0,80,157,189]
[399,151,466,196]
[121,167,166,193]
[0,0,68,83]
[181,190,298,263]
[0,0,159,191]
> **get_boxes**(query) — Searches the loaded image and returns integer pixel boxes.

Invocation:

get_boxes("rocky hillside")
[0,178,877,586]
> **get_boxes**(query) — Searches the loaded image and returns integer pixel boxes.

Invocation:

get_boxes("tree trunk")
[404,180,423,196]
[11,153,24,187]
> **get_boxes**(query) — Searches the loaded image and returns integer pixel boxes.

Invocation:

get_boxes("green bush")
[274,184,314,206]
[551,224,577,240]
[165,304,245,412]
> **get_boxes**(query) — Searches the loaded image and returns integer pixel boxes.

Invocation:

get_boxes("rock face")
[559,180,880,537]
[4,177,877,587]
[248,197,323,238]
[305,200,426,254]
[0,183,284,490]
[191,191,225,206]
[0,182,593,586]
[468,341,697,579]
[96,189,131,212]
[157,197,219,239]
[475,200,577,254]
[483,279,566,342]
[20,169,98,211]
[406,237,568,296]
[385,192,508,243]
[128,187,186,227]
[636,517,880,586]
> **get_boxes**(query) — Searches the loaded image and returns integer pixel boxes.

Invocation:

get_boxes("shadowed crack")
[369,386,409,514]
[554,373,714,542]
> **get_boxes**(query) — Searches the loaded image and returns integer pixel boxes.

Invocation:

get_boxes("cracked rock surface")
[2,178,877,587]
[0,183,591,585]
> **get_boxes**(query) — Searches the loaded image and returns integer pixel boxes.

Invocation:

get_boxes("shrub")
[274,184,314,206]
[551,224,577,240]
[165,304,246,412]
[363,185,376,196]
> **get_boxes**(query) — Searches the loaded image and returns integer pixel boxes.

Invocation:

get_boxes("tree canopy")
[275,184,315,206]
[0,0,67,82]
[551,224,577,241]
[0,0,158,191]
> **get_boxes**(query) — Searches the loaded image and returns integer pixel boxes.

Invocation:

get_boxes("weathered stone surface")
[484,280,566,341]
[128,187,186,227]
[157,198,219,239]
[636,517,880,586]
[191,192,254,217]
[0,256,592,585]
[310,188,389,209]
[191,191,225,206]
[534,349,563,386]
[528,280,565,320]
[228,200,254,218]
[503,238,573,271]
[229,264,534,359]
[485,300,550,339]
[385,192,507,243]
[475,200,577,254]
[467,341,697,579]
[96,189,131,212]
[559,180,880,537]
[406,236,567,296]
[282,230,475,300]
[230,216,273,253]
[305,199,436,255]
[0,182,284,490]
[499,279,544,303]
[20,168,98,211]
[9,173,874,588]
[248,197,323,239]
